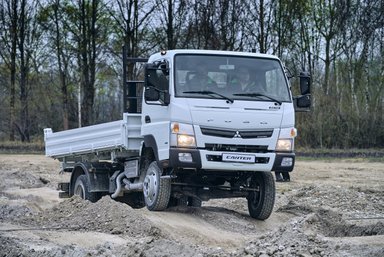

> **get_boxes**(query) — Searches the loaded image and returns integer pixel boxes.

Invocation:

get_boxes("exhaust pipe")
[111,172,125,198]
[123,178,143,191]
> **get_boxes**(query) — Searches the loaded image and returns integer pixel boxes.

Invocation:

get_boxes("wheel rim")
[143,167,158,205]
[75,183,85,199]
[249,178,262,208]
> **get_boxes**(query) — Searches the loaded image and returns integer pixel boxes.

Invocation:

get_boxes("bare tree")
[62,0,108,126]
[155,0,189,49]
[108,0,155,78]
[181,0,244,50]
[312,0,350,95]
[16,0,37,141]
[0,0,18,141]
[244,0,274,53]
[40,0,71,130]
[0,0,41,141]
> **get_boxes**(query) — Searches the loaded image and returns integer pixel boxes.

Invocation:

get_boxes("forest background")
[0,0,383,150]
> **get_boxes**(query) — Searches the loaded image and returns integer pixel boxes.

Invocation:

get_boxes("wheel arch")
[142,135,172,172]
[143,135,159,162]
[69,162,91,196]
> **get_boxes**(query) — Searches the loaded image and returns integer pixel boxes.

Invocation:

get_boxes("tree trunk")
[18,0,30,142]
[258,0,265,53]
[166,0,174,49]
[9,0,18,141]
[53,0,69,130]
[78,0,99,126]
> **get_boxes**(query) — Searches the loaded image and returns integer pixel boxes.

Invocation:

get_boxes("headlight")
[171,122,196,147]
[276,127,296,152]
[177,134,196,147]
[276,139,293,151]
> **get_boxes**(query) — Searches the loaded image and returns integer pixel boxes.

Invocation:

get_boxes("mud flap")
[58,182,70,198]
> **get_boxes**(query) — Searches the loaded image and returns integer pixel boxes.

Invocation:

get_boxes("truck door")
[141,60,171,163]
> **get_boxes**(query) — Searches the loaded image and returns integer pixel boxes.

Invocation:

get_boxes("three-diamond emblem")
[234,131,241,138]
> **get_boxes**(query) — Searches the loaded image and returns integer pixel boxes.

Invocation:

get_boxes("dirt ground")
[0,154,383,257]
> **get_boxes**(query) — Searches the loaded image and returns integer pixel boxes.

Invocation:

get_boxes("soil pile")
[0,155,383,257]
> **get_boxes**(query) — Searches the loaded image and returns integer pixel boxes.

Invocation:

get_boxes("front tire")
[247,172,275,220]
[143,161,171,211]
[73,175,101,203]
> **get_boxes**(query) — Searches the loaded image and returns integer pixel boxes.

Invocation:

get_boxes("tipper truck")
[44,49,311,220]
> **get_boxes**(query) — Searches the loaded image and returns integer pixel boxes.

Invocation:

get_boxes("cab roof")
[147,49,280,62]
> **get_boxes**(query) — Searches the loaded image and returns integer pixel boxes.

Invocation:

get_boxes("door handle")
[145,116,151,123]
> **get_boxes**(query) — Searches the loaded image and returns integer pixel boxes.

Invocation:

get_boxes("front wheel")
[247,172,275,220]
[143,161,171,211]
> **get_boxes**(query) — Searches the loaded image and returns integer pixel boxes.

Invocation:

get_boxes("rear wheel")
[168,196,188,207]
[73,175,101,203]
[188,197,202,207]
[143,161,171,211]
[247,172,275,220]
[168,196,202,207]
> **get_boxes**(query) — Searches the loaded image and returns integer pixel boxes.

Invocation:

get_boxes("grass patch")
[296,148,384,162]
[0,141,44,154]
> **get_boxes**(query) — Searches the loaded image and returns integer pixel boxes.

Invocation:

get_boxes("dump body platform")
[44,113,142,159]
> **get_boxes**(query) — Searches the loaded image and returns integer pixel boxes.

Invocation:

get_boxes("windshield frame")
[173,53,292,103]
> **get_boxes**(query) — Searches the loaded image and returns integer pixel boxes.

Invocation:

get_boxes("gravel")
[0,155,383,257]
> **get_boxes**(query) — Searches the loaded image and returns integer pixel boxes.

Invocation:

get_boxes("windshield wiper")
[183,90,234,103]
[233,93,282,105]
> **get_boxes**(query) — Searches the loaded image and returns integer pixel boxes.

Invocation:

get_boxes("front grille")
[239,130,273,139]
[201,128,235,138]
[200,127,273,139]
[205,144,268,153]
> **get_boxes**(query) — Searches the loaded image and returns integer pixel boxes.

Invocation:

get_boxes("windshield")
[174,54,291,102]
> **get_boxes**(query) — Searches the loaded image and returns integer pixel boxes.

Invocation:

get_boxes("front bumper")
[272,152,295,172]
[169,148,295,172]
[169,148,202,169]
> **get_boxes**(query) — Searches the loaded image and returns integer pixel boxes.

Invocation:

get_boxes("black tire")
[73,175,101,203]
[247,172,275,220]
[167,196,177,207]
[143,161,171,211]
[167,196,188,207]
[178,196,189,206]
[188,197,202,207]
[168,196,201,207]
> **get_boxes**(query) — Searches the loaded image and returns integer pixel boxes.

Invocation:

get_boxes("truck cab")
[139,50,310,219]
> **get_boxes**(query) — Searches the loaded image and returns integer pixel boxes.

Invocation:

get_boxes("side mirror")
[294,95,311,111]
[299,71,311,95]
[144,61,170,106]
[159,62,169,76]
[144,87,160,101]
[144,86,170,106]
[145,63,157,71]
[144,62,169,91]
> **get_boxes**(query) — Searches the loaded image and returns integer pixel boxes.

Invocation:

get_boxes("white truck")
[44,49,311,220]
